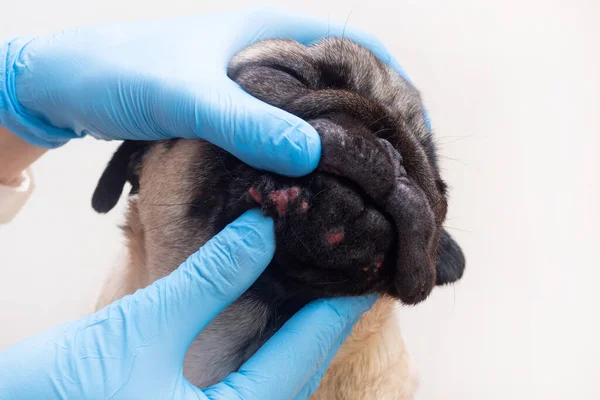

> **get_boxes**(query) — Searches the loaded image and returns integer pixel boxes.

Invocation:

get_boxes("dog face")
[93,38,464,306]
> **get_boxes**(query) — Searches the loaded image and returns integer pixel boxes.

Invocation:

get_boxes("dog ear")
[92,141,149,213]
[435,229,465,285]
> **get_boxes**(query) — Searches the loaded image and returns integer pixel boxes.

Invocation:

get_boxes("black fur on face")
[92,38,465,307]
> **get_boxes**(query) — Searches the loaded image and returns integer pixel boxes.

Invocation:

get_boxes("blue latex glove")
[0,210,375,399]
[0,6,413,177]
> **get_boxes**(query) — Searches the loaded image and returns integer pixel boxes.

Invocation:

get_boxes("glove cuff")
[0,37,77,148]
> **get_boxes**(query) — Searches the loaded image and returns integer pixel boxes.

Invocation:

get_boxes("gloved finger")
[192,78,321,177]
[109,209,275,349]
[203,295,376,400]
[292,325,354,400]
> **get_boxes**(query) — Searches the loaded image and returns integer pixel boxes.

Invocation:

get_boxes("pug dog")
[92,38,465,399]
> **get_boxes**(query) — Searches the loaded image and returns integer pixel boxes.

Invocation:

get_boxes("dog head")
[92,38,465,305]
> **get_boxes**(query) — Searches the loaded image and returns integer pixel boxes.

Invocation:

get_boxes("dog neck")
[312,296,418,399]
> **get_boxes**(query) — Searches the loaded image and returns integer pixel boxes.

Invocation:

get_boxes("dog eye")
[267,64,310,87]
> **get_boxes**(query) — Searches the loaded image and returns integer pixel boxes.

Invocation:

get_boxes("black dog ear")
[92,141,149,214]
[435,229,465,285]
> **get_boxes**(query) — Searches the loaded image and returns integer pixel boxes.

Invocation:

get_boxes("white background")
[1,1,599,399]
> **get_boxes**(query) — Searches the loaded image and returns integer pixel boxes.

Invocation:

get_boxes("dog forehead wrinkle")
[320,39,429,144]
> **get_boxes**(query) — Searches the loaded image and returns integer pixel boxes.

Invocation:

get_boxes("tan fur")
[311,297,418,400]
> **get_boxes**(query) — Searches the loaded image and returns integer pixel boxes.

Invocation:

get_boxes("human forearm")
[0,126,46,186]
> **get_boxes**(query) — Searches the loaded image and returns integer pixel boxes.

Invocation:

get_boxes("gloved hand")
[0,210,375,399]
[0,6,411,177]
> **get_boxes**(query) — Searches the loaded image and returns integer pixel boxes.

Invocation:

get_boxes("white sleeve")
[0,169,34,224]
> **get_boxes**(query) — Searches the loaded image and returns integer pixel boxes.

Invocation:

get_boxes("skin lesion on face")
[92,37,465,309]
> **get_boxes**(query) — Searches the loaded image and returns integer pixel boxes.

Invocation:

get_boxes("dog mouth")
[315,119,438,304]
[245,115,437,304]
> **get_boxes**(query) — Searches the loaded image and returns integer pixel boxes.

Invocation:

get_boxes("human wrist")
[0,37,78,148]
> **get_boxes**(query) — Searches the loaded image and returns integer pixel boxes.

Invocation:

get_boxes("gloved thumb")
[116,209,275,355]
